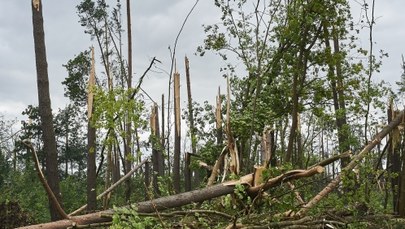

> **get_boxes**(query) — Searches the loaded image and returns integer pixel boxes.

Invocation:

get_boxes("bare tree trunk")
[184,56,194,191]
[144,161,150,200]
[124,0,133,203]
[388,100,401,213]
[31,0,63,220]
[322,21,350,168]
[173,72,181,193]
[216,87,223,145]
[161,94,167,174]
[86,46,97,212]
[151,103,163,196]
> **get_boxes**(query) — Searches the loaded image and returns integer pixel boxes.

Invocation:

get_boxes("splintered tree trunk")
[151,103,163,195]
[31,0,63,220]
[216,87,223,145]
[87,47,97,211]
[388,100,401,213]
[185,56,194,191]
[173,72,181,193]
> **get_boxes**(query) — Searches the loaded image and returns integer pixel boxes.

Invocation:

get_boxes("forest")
[1,0,405,228]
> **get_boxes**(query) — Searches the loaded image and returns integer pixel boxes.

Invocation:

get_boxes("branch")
[309,150,351,169]
[22,140,69,220]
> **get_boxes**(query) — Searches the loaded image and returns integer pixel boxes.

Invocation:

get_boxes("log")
[19,165,324,229]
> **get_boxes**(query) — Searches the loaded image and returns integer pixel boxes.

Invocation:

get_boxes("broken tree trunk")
[295,110,405,217]
[19,166,323,229]
[173,71,181,193]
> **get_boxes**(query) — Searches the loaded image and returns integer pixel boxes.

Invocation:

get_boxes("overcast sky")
[0,0,404,123]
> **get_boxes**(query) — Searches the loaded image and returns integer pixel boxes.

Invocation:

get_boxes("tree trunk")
[322,21,350,168]
[173,72,181,193]
[31,0,63,220]
[185,56,195,191]
[86,46,97,212]
[151,103,162,196]
[86,122,97,211]
[124,0,133,203]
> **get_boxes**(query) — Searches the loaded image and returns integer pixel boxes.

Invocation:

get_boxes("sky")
[0,0,404,124]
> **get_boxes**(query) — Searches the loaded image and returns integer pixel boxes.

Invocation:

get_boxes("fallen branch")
[247,166,324,195]
[309,150,351,169]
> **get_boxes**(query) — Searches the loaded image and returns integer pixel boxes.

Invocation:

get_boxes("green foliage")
[111,205,159,229]
[91,87,147,150]
[59,175,87,213]
[0,167,50,223]
[62,50,91,107]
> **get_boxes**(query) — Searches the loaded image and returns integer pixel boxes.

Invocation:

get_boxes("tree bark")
[86,47,97,212]
[124,0,133,203]
[151,103,162,196]
[31,0,63,220]
[185,56,195,191]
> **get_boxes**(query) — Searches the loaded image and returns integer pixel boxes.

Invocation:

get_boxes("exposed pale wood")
[216,87,223,145]
[173,71,181,193]
[226,76,239,174]
[207,146,228,186]
[248,166,324,195]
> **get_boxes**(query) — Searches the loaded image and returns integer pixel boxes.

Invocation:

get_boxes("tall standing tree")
[31,0,63,220]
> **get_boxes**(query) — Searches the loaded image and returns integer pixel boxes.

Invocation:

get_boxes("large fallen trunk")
[18,166,324,229]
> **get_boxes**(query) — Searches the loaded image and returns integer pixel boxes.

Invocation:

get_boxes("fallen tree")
[18,166,324,229]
